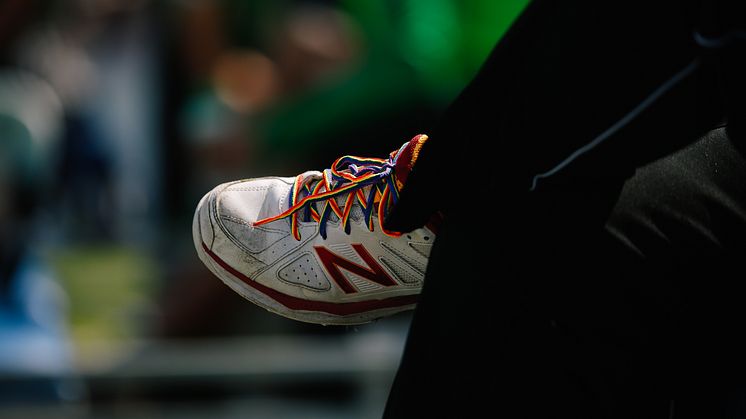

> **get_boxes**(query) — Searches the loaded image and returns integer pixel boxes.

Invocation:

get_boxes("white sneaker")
[193,135,437,325]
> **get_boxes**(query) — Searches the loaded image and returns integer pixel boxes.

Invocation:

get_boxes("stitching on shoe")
[220,214,257,227]
[219,217,289,253]
[225,186,271,192]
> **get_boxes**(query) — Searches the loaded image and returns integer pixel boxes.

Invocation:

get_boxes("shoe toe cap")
[215,177,294,226]
[205,178,298,255]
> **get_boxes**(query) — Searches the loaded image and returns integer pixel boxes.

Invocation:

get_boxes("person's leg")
[384,0,746,415]
[386,125,746,417]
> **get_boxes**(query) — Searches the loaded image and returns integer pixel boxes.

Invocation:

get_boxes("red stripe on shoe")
[202,242,419,316]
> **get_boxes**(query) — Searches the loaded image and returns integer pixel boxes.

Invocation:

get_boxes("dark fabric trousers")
[384,1,746,417]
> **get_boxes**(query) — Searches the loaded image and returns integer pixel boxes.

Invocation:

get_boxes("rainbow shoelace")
[253,153,404,241]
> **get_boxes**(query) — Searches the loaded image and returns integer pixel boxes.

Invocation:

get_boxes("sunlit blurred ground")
[14,245,408,418]
[51,246,158,344]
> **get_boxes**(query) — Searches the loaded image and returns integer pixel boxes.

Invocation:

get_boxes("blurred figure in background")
[0,69,79,404]
[0,0,157,407]
[15,0,160,246]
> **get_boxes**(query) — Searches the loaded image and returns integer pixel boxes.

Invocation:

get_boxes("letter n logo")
[314,244,396,294]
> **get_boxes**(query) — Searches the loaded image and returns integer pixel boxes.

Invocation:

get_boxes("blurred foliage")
[262,0,530,155]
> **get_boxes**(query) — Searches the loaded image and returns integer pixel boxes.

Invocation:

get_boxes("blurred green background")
[0,0,527,417]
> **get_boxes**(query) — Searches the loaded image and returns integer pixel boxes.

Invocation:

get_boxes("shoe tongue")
[392,134,428,189]
[298,135,428,205]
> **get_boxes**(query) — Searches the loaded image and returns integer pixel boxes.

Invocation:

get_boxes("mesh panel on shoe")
[278,253,330,291]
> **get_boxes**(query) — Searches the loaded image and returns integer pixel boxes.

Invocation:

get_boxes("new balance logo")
[314,244,396,294]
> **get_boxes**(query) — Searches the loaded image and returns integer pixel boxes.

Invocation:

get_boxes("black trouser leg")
[386,126,746,418]
[384,0,745,417]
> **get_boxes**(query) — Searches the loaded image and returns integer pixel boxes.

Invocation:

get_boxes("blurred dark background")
[0,0,527,417]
